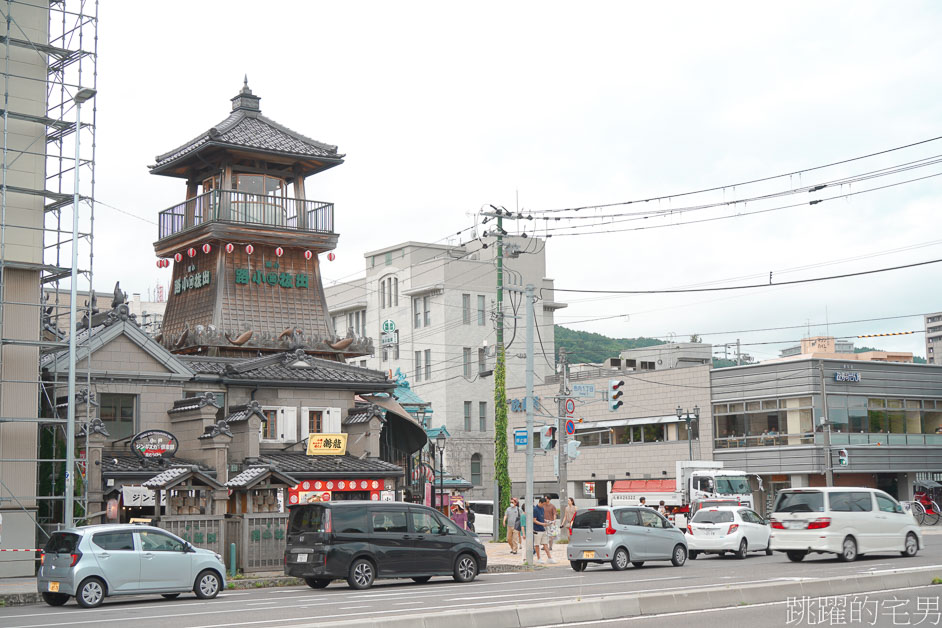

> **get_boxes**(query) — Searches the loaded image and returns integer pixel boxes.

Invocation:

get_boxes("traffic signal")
[541,425,557,450]
[608,379,625,412]
[566,439,581,460]
[838,449,849,467]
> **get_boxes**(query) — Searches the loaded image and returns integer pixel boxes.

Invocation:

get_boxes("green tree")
[493,346,510,542]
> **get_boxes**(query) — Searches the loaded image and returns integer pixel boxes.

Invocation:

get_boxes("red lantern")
[174,252,183,263]
[187,247,197,258]
[156,260,162,269]
[245,244,254,255]
[275,247,284,257]
[225,243,234,254]
[303,250,313,261]
[327,252,336,262]
[202,243,211,254]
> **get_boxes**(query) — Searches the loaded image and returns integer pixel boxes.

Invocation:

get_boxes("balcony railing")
[157,190,334,240]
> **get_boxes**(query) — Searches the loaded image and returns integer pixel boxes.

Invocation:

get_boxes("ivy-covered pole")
[494,345,511,541]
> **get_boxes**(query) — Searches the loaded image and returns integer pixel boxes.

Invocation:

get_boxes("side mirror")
[184,542,195,553]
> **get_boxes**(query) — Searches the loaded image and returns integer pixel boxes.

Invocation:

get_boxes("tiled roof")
[152,110,341,170]
[224,401,266,424]
[259,452,402,478]
[343,411,375,425]
[167,392,221,415]
[40,323,106,368]
[182,353,392,389]
[141,466,189,488]
[226,465,298,489]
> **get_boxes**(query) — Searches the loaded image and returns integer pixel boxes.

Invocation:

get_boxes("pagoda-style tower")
[151,80,372,359]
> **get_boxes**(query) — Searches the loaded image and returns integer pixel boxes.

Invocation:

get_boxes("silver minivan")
[567,506,688,571]
[37,524,226,608]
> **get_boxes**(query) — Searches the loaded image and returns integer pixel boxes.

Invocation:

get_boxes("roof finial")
[244,74,249,89]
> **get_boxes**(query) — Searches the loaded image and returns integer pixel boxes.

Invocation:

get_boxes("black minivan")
[284,500,487,590]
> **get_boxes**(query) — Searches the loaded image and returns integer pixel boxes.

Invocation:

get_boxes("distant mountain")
[553,326,664,365]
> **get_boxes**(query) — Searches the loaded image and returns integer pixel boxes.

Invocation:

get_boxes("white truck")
[609,461,759,526]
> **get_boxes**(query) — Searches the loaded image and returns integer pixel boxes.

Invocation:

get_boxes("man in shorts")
[542,494,558,550]
[532,496,555,563]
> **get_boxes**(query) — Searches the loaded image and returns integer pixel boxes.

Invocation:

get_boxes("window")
[470,454,482,486]
[463,347,472,378]
[614,509,640,526]
[92,532,134,551]
[829,492,873,512]
[464,401,472,431]
[572,510,607,529]
[371,510,407,533]
[479,401,487,431]
[308,410,323,435]
[773,491,824,513]
[261,409,278,440]
[436,513,461,535]
[393,278,398,306]
[410,510,442,534]
[380,281,386,309]
[394,344,399,360]
[332,508,368,534]
[639,509,664,528]
[876,494,902,514]
[382,347,388,362]
[139,530,184,552]
[423,296,431,326]
[477,295,486,325]
[691,509,734,524]
[100,394,136,440]
[424,349,431,380]
[415,351,422,382]
[478,348,486,374]
[384,252,392,266]
[462,294,471,324]
[413,298,421,327]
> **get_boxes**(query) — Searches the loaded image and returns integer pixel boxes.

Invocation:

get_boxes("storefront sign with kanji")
[306,433,348,455]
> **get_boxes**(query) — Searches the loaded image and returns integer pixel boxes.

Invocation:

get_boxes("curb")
[282,566,942,628]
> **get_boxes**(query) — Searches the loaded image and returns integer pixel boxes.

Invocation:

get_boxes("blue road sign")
[565,419,575,435]
[514,429,528,447]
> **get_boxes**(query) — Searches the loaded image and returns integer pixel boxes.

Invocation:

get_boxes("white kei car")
[686,506,772,559]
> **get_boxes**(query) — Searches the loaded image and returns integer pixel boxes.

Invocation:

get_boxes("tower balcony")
[155,189,337,256]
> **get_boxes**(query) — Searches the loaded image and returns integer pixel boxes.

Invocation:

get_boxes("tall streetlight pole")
[65,87,96,528]
[436,433,447,513]
[676,405,700,462]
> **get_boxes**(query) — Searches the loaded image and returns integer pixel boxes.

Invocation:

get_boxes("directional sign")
[565,419,575,435]
[572,384,596,398]
[381,330,398,346]
[514,429,528,451]
[565,398,575,415]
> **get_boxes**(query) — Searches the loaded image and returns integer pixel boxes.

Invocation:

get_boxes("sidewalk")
[484,537,568,568]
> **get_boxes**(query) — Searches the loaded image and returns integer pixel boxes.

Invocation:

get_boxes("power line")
[527,134,942,214]
[549,257,942,295]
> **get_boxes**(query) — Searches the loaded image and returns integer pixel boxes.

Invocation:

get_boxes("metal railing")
[157,190,334,240]
[714,432,942,449]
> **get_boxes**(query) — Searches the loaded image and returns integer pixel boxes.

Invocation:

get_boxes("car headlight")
[214,552,223,562]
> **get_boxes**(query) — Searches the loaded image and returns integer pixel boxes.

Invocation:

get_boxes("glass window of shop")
[828,396,942,435]
[713,397,813,447]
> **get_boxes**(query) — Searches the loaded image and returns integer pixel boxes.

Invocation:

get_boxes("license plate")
[784,521,807,530]
[582,551,595,559]
[48,582,59,592]
[296,554,308,563]
[702,530,715,537]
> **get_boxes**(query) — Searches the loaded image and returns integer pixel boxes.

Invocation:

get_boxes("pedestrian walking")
[519,500,527,547]
[658,500,667,515]
[639,496,647,508]
[562,497,577,532]
[467,505,476,533]
[542,495,558,550]
[532,496,555,563]
[503,498,522,554]
[451,504,468,530]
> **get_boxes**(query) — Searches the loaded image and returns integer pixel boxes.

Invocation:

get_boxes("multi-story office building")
[926,312,942,365]
[325,237,565,499]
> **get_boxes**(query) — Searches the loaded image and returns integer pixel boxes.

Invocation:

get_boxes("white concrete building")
[325,236,564,499]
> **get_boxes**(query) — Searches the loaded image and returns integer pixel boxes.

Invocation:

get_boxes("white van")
[467,500,494,536]
[769,487,922,562]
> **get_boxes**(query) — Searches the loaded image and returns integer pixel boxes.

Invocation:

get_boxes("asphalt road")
[3,546,942,628]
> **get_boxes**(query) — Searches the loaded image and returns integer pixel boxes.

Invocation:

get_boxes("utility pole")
[736,338,742,366]
[524,283,535,567]
[819,361,833,486]
[557,348,568,515]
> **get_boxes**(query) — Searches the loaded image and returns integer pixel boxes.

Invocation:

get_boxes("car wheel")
[736,539,748,560]
[786,550,807,562]
[631,561,645,568]
[611,547,629,571]
[347,558,375,590]
[453,553,478,583]
[688,551,698,560]
[765,547,773,556]
[671,544,687,567]
[305,578,331,589]
[838,537,857,563]
[161,593,181,599]
[570,560,587,572]
[412,576,432,584]
[41,592,69,606]
[901,532,919,558]
[76,577,105,608]
[194,570,221,599]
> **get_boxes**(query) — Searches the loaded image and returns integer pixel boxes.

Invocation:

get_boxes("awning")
[361,394,428,453]
[916,479,942,489]
[579,415,684,430]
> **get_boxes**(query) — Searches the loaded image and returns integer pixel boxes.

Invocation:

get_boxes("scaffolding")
[0,0,98,563]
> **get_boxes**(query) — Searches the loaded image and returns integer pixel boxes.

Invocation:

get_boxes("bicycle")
[914,492,941,525]
[906,500,927,525]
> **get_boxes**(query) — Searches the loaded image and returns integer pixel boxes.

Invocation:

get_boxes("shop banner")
[306,433,348,455]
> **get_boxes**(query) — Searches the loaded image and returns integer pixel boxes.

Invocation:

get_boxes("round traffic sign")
[565,398,575,415]
[565,419,575,435]
[382,319,396,334]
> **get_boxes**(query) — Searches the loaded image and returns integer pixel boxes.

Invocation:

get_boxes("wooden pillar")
[292,170,307,229]
[184,181,199,228]
[220,163,233,220]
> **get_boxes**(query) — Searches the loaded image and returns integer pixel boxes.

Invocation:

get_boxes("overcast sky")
[89,1,942,361]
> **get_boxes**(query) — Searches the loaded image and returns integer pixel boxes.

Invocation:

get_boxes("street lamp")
[436,432,447,514]
[676,405,700,462]
[65,86,97,528]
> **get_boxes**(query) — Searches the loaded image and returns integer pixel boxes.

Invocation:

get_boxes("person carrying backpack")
[467,505,476,532]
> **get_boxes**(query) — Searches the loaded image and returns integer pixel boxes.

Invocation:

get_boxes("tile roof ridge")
[255,113,342,156]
